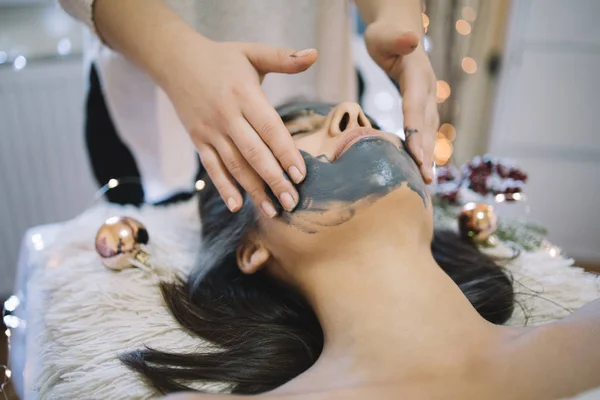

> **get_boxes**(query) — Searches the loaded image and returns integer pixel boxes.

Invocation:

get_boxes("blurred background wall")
[429,0,600,269]
[0,2,96,296]
[1,0,599,298]
[488,0,600,267]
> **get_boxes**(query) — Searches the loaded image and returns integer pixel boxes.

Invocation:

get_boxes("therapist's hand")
[165,39,317,217]
[365,22,439,184]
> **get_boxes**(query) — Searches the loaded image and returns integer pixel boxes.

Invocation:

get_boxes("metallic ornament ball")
[458,202,498,244]
[95,216,149,270]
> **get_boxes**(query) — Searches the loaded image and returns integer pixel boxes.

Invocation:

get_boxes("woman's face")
[238,102,433,274]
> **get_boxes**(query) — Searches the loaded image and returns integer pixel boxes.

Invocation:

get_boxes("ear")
[236,241,271,275]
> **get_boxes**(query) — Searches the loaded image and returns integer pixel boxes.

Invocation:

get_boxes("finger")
[241,93,306,184]
[243,43,318,75]
[421,97,439,184]
[365,23,420,62]
[197,144,243,212]
[402,88,427,168]
[212,137,282,218]
[224,119,300,214]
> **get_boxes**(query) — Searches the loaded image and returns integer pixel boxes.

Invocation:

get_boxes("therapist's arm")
[58,0,316,218]
[355,0,438,184]
[355,0,423,31]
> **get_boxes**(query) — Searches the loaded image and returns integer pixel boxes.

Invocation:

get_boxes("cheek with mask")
[266,137,429,234]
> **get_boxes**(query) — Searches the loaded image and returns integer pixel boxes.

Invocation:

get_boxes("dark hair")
[121,103,514,395]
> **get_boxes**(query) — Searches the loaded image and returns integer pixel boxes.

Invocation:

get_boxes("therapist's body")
[59,0,438,215]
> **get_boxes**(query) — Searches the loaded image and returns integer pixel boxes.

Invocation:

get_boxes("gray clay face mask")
[269,138,428,233]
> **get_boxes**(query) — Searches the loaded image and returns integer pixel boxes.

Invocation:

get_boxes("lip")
[332,127,391,161]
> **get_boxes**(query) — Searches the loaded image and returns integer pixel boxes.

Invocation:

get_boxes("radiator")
[0,57,97,296]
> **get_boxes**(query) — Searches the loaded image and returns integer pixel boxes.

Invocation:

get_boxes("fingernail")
[227,197,238,212]
[279,192,296,211]
[293,48,316,58]
[261,201,278,218]
[288,166,304,183]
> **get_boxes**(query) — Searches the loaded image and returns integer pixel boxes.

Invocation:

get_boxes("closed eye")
[290,129,312,137]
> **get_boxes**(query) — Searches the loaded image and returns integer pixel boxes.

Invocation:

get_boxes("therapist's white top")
[59,0,356,203]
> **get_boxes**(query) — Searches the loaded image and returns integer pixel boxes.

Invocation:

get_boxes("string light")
[436,80,451,103]
[2,296,19,400]
[455,19,472,35]
[194,180,206,191]
[3,297,19,314]
[462,6,477,22]
[2,316,19,330]
[107,178,119,189]
[461,57,478,74]
[32,233,45,251]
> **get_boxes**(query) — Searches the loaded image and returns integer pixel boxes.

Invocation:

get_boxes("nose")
[328,102,372,137]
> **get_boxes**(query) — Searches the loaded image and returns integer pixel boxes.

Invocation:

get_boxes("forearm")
[508,297,600,398]
[355,0,424,35]
[93,0,209,89]
[559,296,600,327]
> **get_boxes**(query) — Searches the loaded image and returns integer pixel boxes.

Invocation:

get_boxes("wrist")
[152,29,214,92]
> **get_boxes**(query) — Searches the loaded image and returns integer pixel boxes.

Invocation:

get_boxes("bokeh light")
[436,80,451,103]
[195,180,206,191]
[57,38,72,55]
[439,123,457,142]
[461,57,478,74]
[13,55,27,71]
[456,19,472,35]
[462,6,477,21]
[434,137,454,166]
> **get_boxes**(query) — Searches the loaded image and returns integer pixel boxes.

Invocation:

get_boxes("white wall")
[0,3,83,62]
[0,4,93,297]
[489,0,600,262]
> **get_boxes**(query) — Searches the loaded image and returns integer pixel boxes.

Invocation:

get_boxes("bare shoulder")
[499,298,600,399]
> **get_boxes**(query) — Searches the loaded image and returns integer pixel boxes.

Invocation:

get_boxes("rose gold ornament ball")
[95,216,149,270]
[458,202,498,244]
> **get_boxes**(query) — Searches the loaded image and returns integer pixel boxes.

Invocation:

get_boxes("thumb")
[243,43,318,75]
[365,23,420,61]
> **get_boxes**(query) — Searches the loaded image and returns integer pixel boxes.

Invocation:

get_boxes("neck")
[285,235,499,392]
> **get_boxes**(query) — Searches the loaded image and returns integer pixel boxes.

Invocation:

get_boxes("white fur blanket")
[18,199,600,399]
